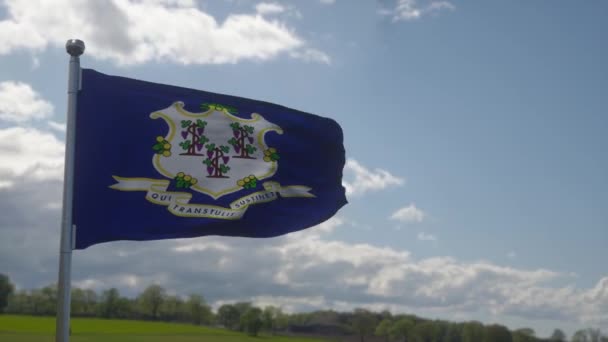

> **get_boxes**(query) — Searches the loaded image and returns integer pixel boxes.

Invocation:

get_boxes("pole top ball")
[65,39,85,56]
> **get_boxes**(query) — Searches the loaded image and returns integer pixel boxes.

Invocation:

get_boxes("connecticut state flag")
[73,69,347,249]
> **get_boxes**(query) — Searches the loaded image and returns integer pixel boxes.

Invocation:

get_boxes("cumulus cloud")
[380,0,455,21]
[255,2,285,15]
[289,48,331,64]
[342,159,404,197]
[0,127,65,188]
[0,81,54,123]
[0,0,328,65]
[390,203,425,223]
[47,121,67,133]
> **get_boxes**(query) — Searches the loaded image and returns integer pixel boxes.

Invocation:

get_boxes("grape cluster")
[174,172,198,189]
[153,136,172,157]
[237,175,258,189]
[263,148,279,162]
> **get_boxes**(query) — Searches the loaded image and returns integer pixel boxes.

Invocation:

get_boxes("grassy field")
[0,315,327,342]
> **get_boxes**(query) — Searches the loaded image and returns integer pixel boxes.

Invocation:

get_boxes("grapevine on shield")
[203,143,231,178]
[228,122,257,159]
[179,119,208,156]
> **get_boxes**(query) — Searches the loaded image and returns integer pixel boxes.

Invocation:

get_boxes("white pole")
[56,39,85,342]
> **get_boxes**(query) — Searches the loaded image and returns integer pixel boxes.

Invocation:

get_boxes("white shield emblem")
[151,102,283,199]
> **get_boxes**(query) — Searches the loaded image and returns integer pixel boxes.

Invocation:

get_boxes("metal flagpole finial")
[65,39,85,56]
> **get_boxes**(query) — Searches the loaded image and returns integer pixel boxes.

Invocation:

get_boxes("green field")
[0,315,326,342]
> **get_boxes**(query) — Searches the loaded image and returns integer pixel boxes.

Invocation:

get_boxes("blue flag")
[73,69,347,249]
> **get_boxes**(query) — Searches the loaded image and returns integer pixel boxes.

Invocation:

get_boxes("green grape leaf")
[179,141,191,150]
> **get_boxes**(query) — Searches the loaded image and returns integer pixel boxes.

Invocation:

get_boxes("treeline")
[0,274,606,341]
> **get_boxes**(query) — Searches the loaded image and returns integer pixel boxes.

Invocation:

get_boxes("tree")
[482,324,512,342]
[431,321,449,342]
[443,323,463,342]
[241,307,263,336]
[5,290,29,314]
[99,288,121,318]
[390,318,414,342]
[71,288,98,317]
[351,308,377,342]
[31,285,57,315]
[262,306,285,334]
[138,285,166,319]
[160,295,187,322]
[217,304,240,330]
[375,318,393,342]
[411,321,435,342]
[187,294,212,325]
[71,288,87,316]
[82,289,98,316]
[274,309,289,332]
[549,328,566,341]
[0,274,14,313]
[586,328,602,342]
[513,328,535,342]
[572,330,589,342]
[461,321,484,342]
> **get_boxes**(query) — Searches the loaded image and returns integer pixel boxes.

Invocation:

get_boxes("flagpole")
[56,39,85,342]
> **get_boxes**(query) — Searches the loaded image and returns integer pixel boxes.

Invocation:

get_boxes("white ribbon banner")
[110,176,314,220]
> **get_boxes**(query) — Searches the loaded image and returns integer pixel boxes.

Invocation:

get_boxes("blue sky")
[0,0,607,338]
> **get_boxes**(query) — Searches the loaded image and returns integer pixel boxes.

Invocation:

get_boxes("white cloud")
[255,2,285,15]
[507,251,517,259]
[289,48,331,64]
[382,0,455,21]
[47,121,67,133]
[342,159,404,197]
[417,232,436,241]
[0,0,327,65]
[0,127,65,188]
[319,0,336,4]
[0,81,53,123]
[390,203,425,223]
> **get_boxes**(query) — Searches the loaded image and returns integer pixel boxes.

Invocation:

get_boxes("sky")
[0,0,607,338]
